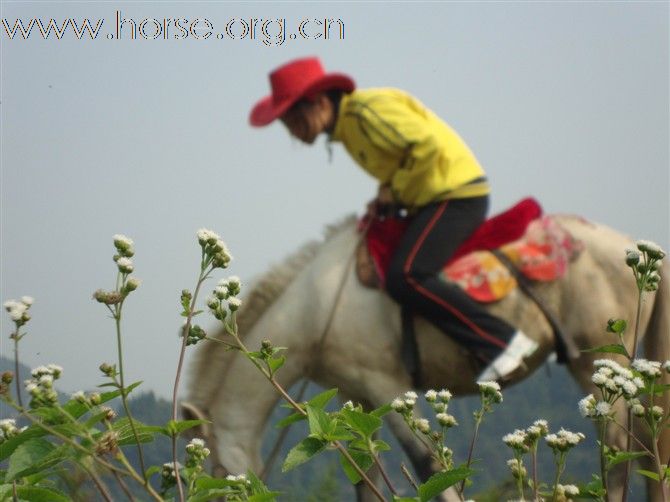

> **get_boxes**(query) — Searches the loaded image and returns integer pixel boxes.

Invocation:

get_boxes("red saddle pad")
[364,197,543,285]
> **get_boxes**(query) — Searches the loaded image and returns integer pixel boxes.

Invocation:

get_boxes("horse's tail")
[643,260,670,466]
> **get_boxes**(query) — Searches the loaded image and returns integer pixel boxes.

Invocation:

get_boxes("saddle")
[356,198,582,384]
[356,197,582,301]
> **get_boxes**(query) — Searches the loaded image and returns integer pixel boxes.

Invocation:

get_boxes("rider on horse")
[249,56,538,382]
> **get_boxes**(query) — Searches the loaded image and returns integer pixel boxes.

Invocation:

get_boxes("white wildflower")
[116,257,133,273]
[622,380,639,397]
[595,401,612,417]
[425,389,437,402]
[228,297,242,311]
[651,406,664,419]
[663,360,670,372]
[632,359,662,378]
[20,296,34,306]
[636,240,666,259]
[578,394,596,418]
[592,372,608,386]
[197,228,219,245]
[342,400,354,410]
[437,389,453,403]
[478,380,503,403]
[72,391,87,403]
[215,285,229,300]
[414,418,431,434]
[31,366,49,377]
[189,438,205,448]
[546,428,585,451]
[503,429,528,450]
[563,484,579,496]
[391,398,405,412]
[629,400,645,417]
[46,364,62,377]
[404,391,418,400]
[436,413,458,428]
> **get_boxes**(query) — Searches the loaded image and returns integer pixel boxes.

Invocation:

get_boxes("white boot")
[477,331,538,382]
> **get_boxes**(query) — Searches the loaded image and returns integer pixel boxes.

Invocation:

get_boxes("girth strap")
[491,249,579,363]
[401,305,422,388]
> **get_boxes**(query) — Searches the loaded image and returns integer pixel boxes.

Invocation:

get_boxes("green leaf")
[111,417,161,445]
[282,437,328,472]
[187,490,231,502]
[247,470,273,495]
[371,439,391,453]
[275,412,305,429]
[162,418,209,437]
[581,344,629,356]
[306,405,335,438]
[0,425,47,461]
[370,403,393,418]
[418,467,473,501]
[247,494,280,502]
[636,469,660,481]
[85,410,111,428]
[6,438,69,482]
[5,486,69,502]
[393,498,420,502]
[607,450,647,468]
[339,448,374,484]
[267,355,286,374]
[341,409,382,439]
[606,318,627,334]
[307,388,338,410]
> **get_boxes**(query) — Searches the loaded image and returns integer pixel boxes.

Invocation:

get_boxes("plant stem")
[401,463,419,491]
[230,332,386,501]
[599,422,609,502]
[652,438,669,502]
[11,481,17,502]
[531,448,539,502]
[114,309,147,478]
[81,461,114,502]
[371,448,398,496]
[13,334,22,407]
[112,468,137,502]
[171,266,212,502]
[459,411,482,496]
[12,404,163,501]
[623,290,645,502]
[551,452,566,502]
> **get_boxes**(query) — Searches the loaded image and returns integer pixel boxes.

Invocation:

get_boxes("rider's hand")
[377,184,394,205]
[366,185,394,219]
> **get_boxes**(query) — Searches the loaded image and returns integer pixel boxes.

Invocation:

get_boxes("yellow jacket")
[330,88,490,208]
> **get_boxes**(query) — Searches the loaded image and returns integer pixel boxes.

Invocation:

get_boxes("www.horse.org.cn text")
[2,11,346,46]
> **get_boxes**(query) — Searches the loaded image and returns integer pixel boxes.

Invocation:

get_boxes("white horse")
[184,214,669,501]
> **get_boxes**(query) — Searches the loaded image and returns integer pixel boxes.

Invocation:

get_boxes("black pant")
[385,196,515,362]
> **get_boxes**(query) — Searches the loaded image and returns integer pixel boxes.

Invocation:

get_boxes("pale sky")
[1,1,668,399]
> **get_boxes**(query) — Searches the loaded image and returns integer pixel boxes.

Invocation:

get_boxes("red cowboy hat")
[249,57,355,127]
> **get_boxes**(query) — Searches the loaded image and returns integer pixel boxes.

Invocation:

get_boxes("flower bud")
[116,257,133,274]
[228,297,242,312]
[625,249,641,267]
[1,372,13,384]
[414,418,431,434]
[99,362,116,377]
[123,277,141,293]
[89,392,101,406]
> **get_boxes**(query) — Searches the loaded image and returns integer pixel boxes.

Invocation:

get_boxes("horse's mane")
[236,215,357,336]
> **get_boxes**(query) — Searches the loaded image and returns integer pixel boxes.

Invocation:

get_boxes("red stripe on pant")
[402,200,508,350]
